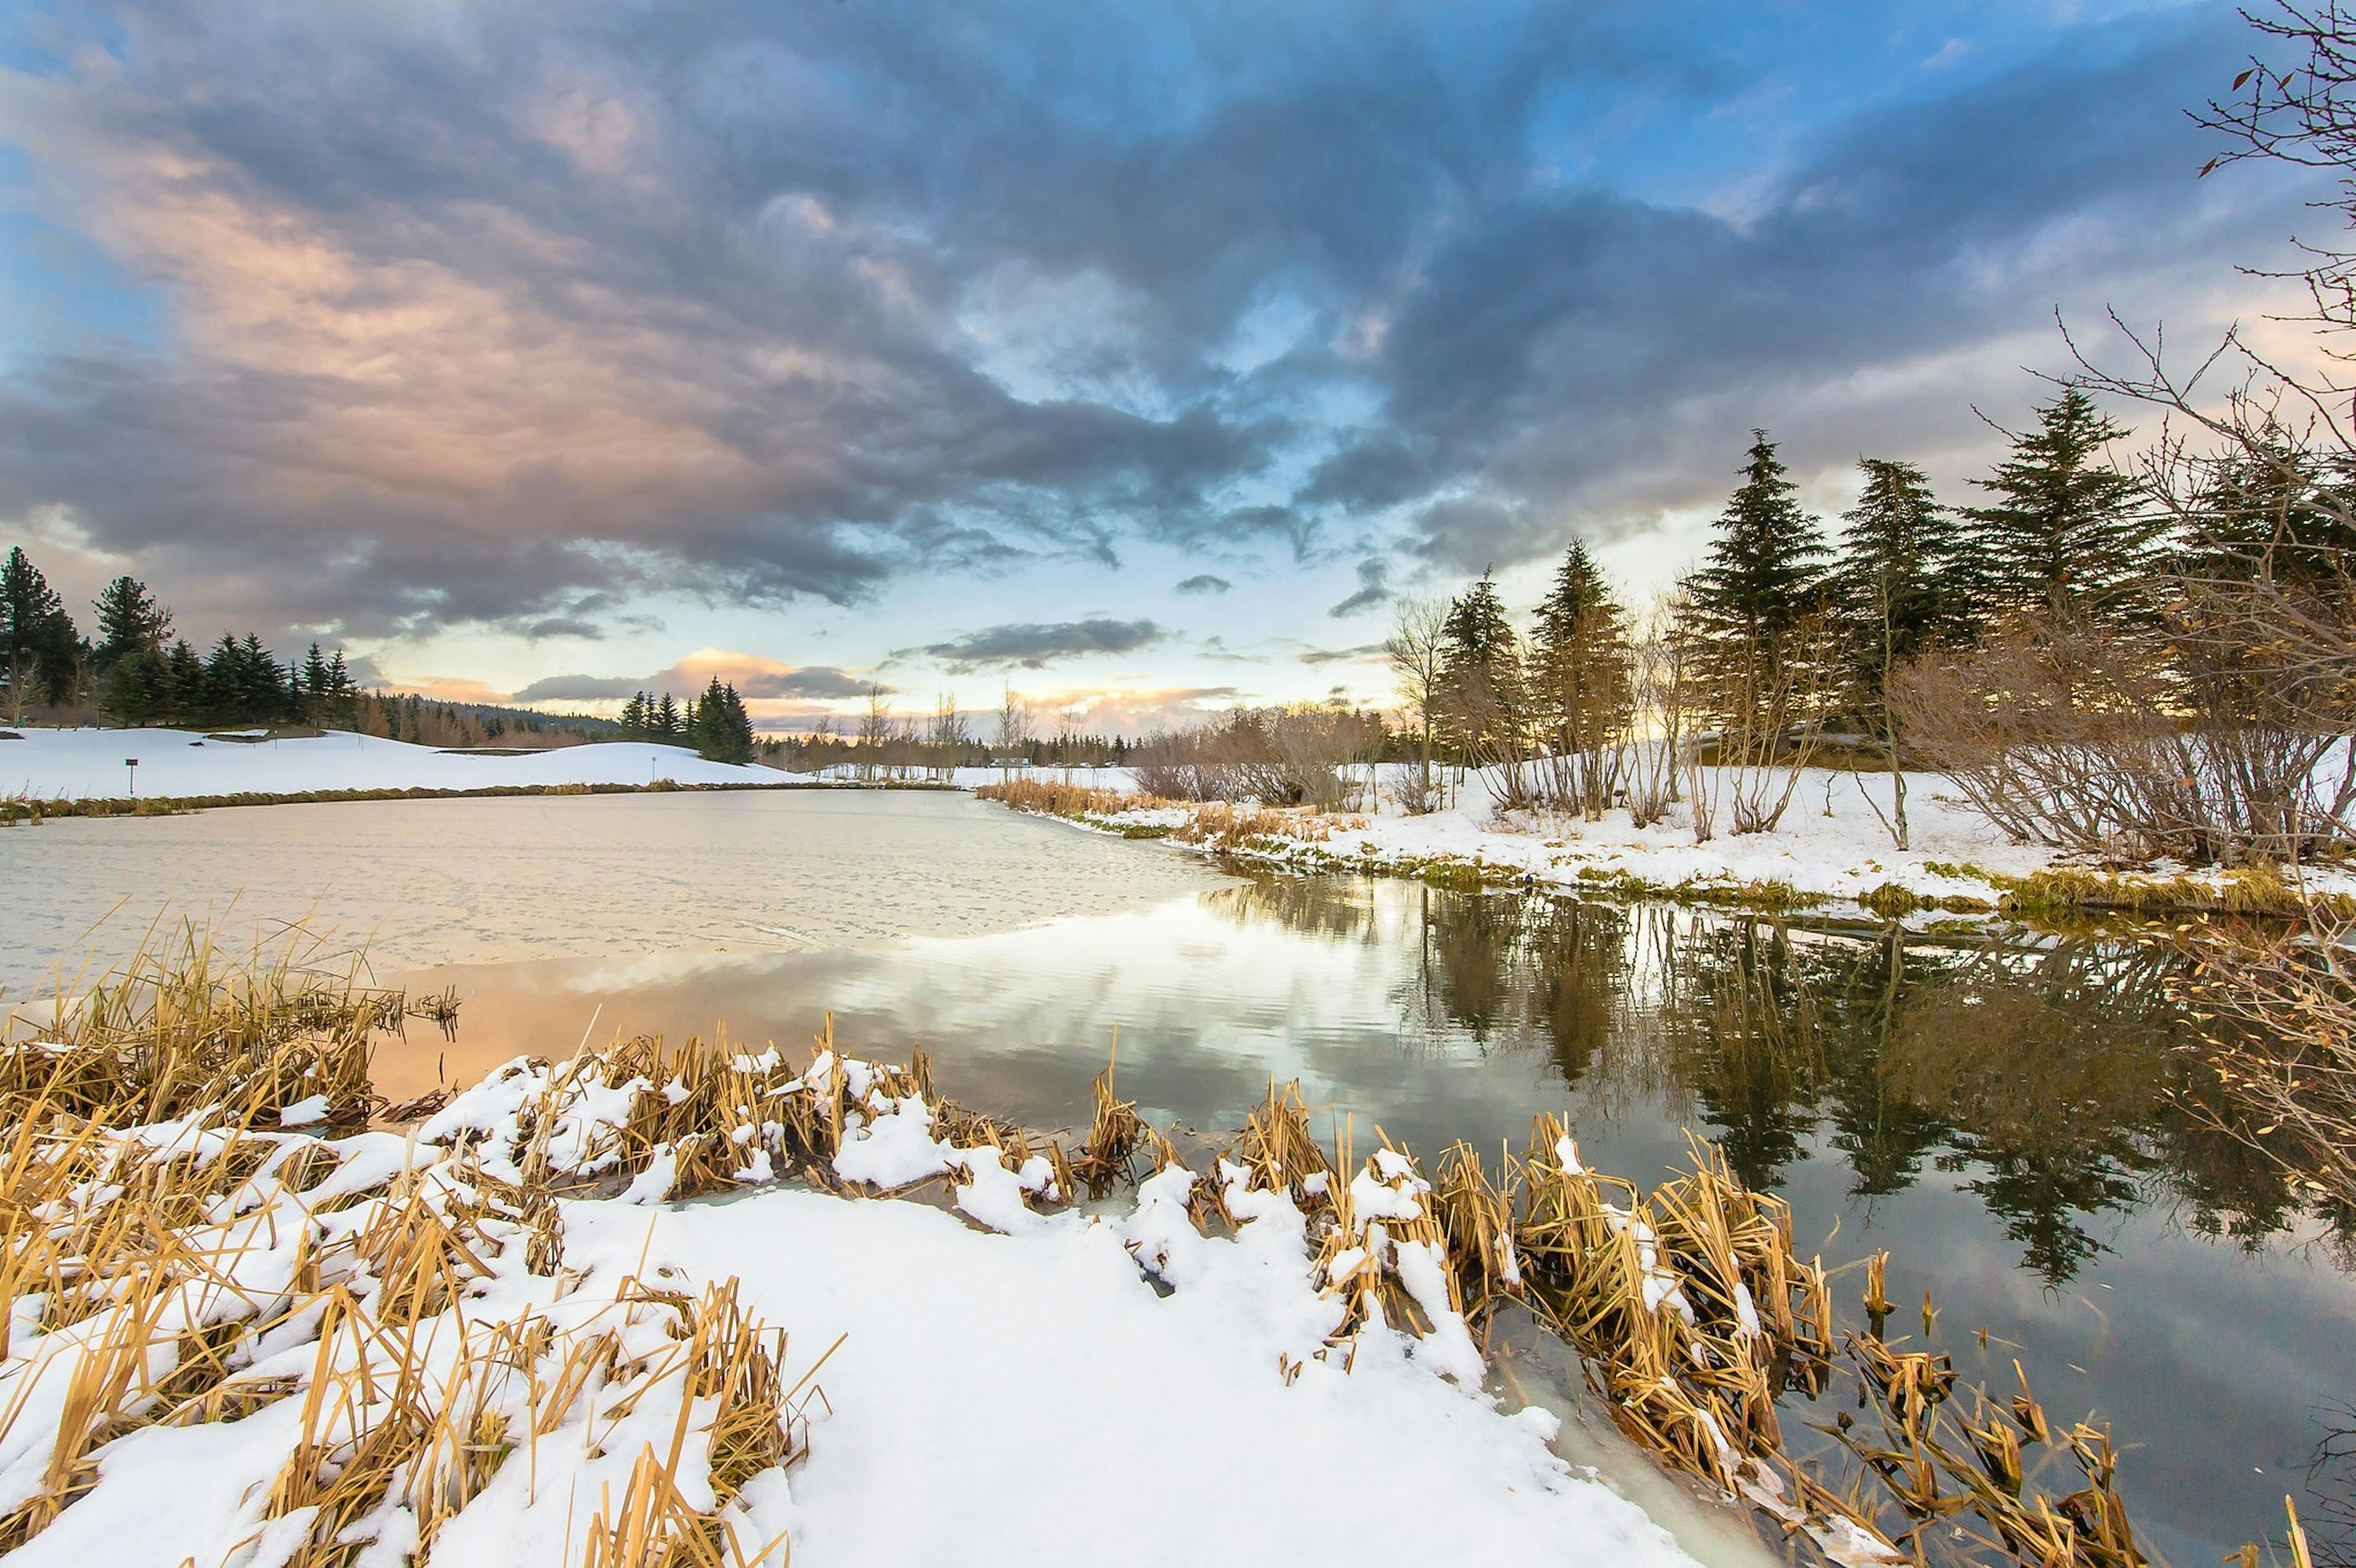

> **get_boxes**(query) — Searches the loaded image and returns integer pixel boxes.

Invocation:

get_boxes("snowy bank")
[980,765,2356,920]
[0,726,783,802]
[0,1064,1709,1568]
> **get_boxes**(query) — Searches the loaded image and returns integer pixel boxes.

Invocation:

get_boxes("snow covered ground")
[13,726,2331,913]
[989,761,2356,915]
[1,1049,1727,1568]
[0,726,783,800]
[590,1187,1702,1567]
[1278,765,2052,907]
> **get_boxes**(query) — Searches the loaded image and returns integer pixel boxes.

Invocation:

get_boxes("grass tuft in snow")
[0,959,823,1565]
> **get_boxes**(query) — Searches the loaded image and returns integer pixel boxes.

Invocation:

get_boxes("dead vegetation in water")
[1165,801,1357,850]
[975,777,1154,820]
[1202,1089,2168,1568]
[976,777,1360,853]
[0,932,2234,1568]
[1,924,397,1129]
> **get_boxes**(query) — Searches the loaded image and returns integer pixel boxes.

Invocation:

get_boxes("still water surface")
[1,789,1226,994]
[10,791,2352,1561]
[393,874,2356,1565]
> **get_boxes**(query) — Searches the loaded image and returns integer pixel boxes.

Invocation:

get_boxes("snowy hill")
[0,726,782,802]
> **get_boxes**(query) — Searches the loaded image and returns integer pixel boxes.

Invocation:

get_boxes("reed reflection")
[1210,876,2338,1285]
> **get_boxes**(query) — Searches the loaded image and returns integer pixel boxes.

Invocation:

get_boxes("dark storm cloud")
[733,665,874,699]
[511,674,642,701]
[1338,12,2302,569]
[1174,574,1232,596]
[913,618,1165,671]
[0,0,2309,645]
[1327,556,1391,618]
[513,661,878,702]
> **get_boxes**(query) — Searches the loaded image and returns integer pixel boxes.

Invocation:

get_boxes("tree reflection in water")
[1217,875,2338,1286]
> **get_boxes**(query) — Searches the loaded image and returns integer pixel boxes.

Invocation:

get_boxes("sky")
[0,0,2325,733]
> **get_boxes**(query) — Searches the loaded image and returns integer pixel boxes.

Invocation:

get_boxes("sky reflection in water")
[398,875,2356,1564]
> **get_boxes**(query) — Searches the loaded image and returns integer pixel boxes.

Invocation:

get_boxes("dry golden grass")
[975,775,1363,852]
[0,939,823,1568]
[1165,801,1349,848]
[974,777,1153,818]
[2,922,394,1129]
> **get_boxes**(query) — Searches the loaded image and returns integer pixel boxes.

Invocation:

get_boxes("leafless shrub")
[1128,705,1386,809]
[1525,655,1633,821]
[1894,612,2356,864]
[1685,618,1835,840]
[1129,746,1241,804]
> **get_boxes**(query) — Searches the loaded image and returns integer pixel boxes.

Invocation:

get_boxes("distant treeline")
[0,553,611,748]
[358,694,618,750]
[756,685,1138,777]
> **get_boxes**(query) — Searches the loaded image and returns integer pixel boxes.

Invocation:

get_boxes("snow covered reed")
[0,936,2207,1568]
[2,923,420,1131]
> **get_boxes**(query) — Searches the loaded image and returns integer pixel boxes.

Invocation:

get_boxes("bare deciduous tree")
[858,685,891,782]
[993,682,1029,780]
[1385,597,1448,813]
[926,692,969,781]
[1622,596,1692,829]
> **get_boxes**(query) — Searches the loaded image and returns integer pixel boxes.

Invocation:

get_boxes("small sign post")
[125,757,139,801]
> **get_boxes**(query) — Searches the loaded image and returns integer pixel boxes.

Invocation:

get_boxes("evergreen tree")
[101,647,172,726]
[1959,390,2152,626]
[299,643,331,723]
[1834,458,1965,686]
[1531,542,1628,677]
[164,640,203,725]
[203,634,242,721]
[1438,570,1524,763]
[2180,432,2356,585]
[243,634,289,721]
[91,575,171,679]
[1832,459,1963,851]
[656,693,679,739]
[1439,572,1520,690]
[323,650,358,727]
[1689,430,1830,650]
[619,693,648,738]
[690,676,755,763]
[1528,539,1631,753]
[2,546,81,714]
[196,632,294,726]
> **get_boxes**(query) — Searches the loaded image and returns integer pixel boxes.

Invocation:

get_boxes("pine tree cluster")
[3,549,365,729]
[1,551,618,745]
[615,680,755,763]
[1411,387,2298,772]
[1676,391,2165,683]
